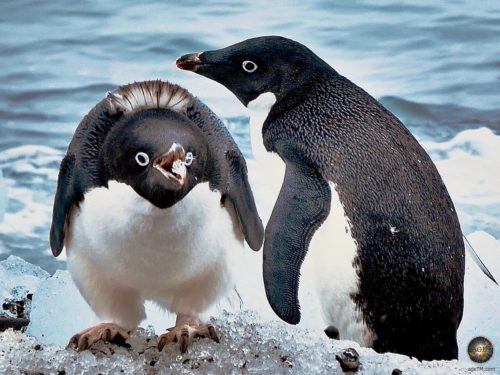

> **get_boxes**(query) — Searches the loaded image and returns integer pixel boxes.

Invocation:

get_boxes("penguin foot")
[157,314,219,354]
[335,348,360,373]
[324,325,340,339]
[67,323,130,351]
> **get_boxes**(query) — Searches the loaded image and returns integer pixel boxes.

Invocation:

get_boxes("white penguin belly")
[66,181,241,317]
[310,182,375,346]
[247,92,285,223]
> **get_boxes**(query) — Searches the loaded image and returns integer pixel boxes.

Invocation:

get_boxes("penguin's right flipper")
[50,154,81,257]
[263,159,331,324]
[464,235,498,285]
[50,100,112,257]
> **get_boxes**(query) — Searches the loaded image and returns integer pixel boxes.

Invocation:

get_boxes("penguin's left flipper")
[263,157,331,324]
[187,99,264,251]
[221,149,265,251]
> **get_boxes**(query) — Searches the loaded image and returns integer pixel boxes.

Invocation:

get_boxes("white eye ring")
[185,152,194,166]
[242,60,258,73]
[135,152,150,166]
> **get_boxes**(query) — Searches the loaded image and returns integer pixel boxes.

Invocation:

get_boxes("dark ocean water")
[0,0,499,273]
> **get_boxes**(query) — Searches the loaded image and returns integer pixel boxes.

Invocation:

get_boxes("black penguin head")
[176,36,332,106]
[102,109,208,209]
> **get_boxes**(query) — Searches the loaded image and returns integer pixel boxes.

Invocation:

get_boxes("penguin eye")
[135,152,150,167]
[184,152,194,166]
[242,60,258,73]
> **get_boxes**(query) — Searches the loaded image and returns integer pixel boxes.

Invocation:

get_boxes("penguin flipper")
[50,100,112,257]
[264,160,331,324]
[50,154,81,257]
[187,99,264,251]
[223,149,264,251]
[464,235,498,285]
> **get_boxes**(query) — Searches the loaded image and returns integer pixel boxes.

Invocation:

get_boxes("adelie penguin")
[177,36,466,360]
[49,80,264,353]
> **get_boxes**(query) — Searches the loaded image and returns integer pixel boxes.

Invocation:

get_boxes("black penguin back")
[265,72,465,360]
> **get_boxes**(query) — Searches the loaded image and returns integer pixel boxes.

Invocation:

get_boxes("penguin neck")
[247,92,277,161]
[267,69,336,123]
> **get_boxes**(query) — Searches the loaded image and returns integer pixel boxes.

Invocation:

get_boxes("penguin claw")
[157,330,177,352]
[67,323,130,351]
[335,348,360,373]
[157,316,219,354]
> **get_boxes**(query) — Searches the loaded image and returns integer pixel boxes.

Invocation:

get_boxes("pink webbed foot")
[157,315,219,354]
[67,323,130,351]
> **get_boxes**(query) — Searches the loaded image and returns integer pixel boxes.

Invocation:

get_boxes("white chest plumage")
[247,93,285,221]
[248,93,373,345]
[310,182,374,345]
[65,181,242,327]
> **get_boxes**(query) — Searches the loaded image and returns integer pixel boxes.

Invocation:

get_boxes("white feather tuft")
[107,80,192,115]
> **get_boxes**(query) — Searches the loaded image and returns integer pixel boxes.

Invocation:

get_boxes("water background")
[1,0,499,273]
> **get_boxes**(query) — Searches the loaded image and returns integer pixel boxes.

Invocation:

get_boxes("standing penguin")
[177,36,465,360]
[50,80,263,353]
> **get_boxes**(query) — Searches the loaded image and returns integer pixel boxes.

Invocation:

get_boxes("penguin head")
[176,36,332,106]
[102,109,208,209]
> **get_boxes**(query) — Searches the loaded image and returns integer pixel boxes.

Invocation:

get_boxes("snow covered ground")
[0,311,492,375]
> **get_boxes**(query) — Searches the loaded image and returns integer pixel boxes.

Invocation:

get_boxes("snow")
[1,311,493,374]
[458,231,500,369]
[26,270,97,346]
[1,232,498,374]
[0,255,49,304]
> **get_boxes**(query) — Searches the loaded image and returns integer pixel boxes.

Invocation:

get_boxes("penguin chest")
[247,92,286,223]
[66,181,241,294]
[309,182,375,346]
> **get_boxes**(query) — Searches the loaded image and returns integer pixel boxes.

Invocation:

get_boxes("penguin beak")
[153,143,187,186]
[177,50,254,107]
[176,53,203,72]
